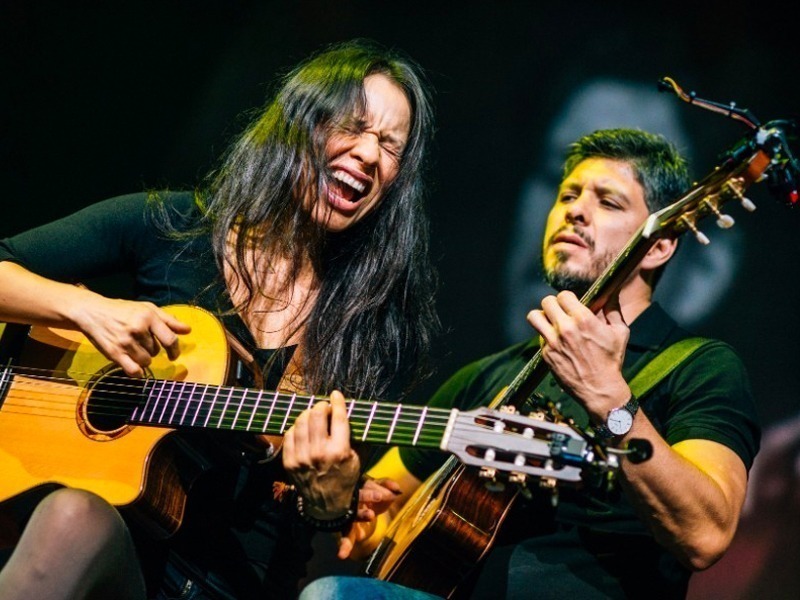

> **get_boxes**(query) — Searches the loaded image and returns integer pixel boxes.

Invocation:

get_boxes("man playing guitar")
[293,128,760,599]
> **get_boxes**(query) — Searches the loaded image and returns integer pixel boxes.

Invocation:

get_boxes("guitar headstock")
[582,114,798,315]
[440,406,615,486]
[646,78,800,244]
[642,119,799,246]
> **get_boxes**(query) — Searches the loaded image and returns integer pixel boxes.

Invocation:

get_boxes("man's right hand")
[338,477,402,560]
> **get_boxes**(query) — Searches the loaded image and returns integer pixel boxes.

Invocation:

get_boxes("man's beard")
[542,248,615,298]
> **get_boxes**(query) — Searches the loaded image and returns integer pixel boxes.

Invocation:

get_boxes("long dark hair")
[193,39,438,399]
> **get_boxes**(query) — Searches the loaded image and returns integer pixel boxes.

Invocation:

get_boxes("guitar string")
[1,369,550,436]
[0,391,553,454]
[0,405,561,476]
[0,381,566,458]
[0,365,453,423]
[0,400,529,449]
[2,364,451,416]
[0,368,562,448]
[0,416,451,451]
[0,413,557,461]
[0,379,455,427]
[0,390,455,434]
[0,396,571,472]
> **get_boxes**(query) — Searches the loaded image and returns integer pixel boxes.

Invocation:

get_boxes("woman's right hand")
[71,296,192,377]
[0,262,191,377]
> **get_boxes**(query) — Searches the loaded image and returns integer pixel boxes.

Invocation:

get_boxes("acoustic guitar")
[0,305,594,541]
[366,80,799,598]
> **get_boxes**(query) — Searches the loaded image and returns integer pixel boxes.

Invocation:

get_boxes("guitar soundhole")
[83,367,149,435]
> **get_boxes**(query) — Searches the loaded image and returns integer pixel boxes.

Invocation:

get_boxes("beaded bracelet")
[296,480,362,532]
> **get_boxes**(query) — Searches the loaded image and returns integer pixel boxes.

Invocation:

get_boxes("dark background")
[3,2,799,597]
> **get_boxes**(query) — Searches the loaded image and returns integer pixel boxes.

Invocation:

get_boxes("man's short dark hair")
[562,128,690,213]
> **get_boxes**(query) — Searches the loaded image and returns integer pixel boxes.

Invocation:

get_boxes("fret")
[141,381,153,421]
[158,381,177,424]
[0,363,10,403]
[247,389,264,431]
[147,380,167,422]
[191,384,209,427]
[231,388,248,429]
[129,375,447,450]
[412,406,428,446]
[132,380,150,421]
[386,404,402,443]
[203,385,222,428]
[178,382,198,426]
[217,387,236,428]
[167,381,183,424]
[263,390,280,433]
[363,401,378,442]
[280,393,297,433]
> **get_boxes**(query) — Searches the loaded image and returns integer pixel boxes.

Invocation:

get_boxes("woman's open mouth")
[326,168,370,212]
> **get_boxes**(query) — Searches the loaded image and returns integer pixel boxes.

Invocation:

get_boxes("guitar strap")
[223,330,306,393]
[626,336,713,400]
[224,330,265,388]
[528,336,713,424]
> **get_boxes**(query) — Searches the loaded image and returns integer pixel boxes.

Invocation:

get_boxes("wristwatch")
[594,395,639,440]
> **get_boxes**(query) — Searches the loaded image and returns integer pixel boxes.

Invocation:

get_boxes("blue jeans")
[299,576,442,600]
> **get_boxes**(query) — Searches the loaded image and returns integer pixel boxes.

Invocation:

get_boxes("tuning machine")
[700,195,735,229]
[678,215,710,245]
[479,466,506,492]
[724,178,757,212]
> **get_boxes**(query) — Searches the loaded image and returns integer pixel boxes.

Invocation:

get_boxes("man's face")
[541,157,649,295]
[307,73,412,233]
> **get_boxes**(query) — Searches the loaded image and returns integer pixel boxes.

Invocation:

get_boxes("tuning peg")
[538,476,559,506]
[740,196,756,212]
[479,466,505,492]
[679,216,710,245]
[509,472,527,486]
[507,474,532,500]
[701,197,735,229]
[715,213,735,228]
[528,410,546,421]
[725,179,757,212]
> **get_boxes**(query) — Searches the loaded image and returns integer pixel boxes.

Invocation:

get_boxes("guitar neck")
[497,226,656,409]
[129,380,451,449]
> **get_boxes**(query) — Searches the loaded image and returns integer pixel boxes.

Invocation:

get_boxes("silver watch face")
[607,407,634,435]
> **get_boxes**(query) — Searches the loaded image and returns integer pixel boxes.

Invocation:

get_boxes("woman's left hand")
[283,390,361,519]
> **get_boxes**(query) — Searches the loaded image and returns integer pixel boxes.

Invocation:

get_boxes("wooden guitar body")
[368,456,519,598]
[0,305,231,539]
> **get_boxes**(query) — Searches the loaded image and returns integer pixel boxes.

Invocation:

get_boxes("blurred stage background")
[3,2,799,597]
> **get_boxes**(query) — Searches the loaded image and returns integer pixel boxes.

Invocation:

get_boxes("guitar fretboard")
[129,379,451,449]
